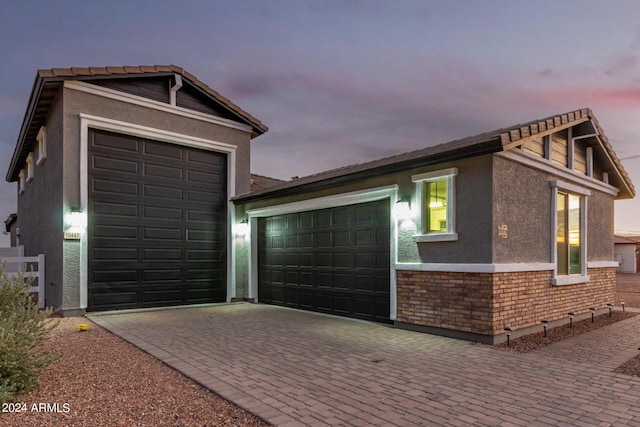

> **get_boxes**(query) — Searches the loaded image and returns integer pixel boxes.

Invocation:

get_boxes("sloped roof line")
[235,108,635,201]
[36,64,268,135]
[6,64,268,182]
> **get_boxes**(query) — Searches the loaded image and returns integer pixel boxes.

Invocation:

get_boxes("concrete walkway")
[89,304,640,426]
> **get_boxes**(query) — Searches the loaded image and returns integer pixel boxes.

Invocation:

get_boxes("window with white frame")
[412,168,458,242]
[18,169,25,194]
[36,126,47,166]
[26,153,34,182]
[551,180,590,285]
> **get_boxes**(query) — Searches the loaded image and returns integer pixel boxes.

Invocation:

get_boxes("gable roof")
[234,108,635,203]
[6,65,268,182]
[250,174,286,192]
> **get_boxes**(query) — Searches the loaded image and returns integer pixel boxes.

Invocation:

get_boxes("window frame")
[18,169,25,194]
[26,153,34,182]
[412,167,458,242]
[36,126,47,166]
[550,180,590,285]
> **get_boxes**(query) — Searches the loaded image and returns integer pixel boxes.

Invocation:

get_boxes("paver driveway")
[89,303,640,426]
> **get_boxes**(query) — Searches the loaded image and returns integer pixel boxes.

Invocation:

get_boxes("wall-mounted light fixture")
[63,208,87,240]
[395,196,412,221]
[64,209,87,229]
[235,218,250,238]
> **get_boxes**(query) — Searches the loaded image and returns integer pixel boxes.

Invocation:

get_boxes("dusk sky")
[1,0,640,247]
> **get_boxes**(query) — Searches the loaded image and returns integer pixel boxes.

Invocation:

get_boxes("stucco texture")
[16,92,65,308]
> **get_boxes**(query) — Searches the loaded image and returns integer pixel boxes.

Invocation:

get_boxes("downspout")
[169,74,183,106]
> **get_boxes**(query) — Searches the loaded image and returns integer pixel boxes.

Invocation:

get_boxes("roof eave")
[6,66,268,182]
[6,73,46,182]
[233,138,503,204]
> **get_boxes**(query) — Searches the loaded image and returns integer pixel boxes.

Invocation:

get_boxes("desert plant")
[0,262,58,405]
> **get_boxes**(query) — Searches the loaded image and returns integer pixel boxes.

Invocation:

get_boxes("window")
[556,192,581,275]
[36,126,46,166]
[426,179,448,232]
[26,153,34,182]
[412,168,458,242]
[551,180,590,285]
[18,169,25,194]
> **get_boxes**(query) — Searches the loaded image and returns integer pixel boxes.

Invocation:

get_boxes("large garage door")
[88,129,226,311]
[258,200,391,323]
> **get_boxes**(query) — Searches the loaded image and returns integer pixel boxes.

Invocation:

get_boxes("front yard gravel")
[0,317,270,427]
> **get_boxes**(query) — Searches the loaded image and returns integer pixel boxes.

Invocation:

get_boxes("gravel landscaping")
[493,311,637,353]
[3,273,640,425]
[0,317,270,427]
[492,310,640,379]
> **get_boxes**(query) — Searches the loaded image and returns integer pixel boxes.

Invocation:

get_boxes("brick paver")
[89,304,640,426]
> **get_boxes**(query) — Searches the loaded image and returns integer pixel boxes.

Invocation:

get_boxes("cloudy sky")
[1,0,640,247]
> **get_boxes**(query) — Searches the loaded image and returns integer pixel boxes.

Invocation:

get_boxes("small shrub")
[0,263,58,405]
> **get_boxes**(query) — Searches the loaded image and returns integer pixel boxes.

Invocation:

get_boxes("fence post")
[37,254,45,308]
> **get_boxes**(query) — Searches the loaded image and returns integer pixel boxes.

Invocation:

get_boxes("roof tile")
[88,67,110,75]
[51,68,76,77]
[105,66,126,74]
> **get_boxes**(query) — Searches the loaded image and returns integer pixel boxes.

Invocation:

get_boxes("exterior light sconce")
[621,300,625,312]
[63,208,87,240]
[64,209,87,229]
[607,303,613,317]
[541,320,548,337]
[395,196,412,221]
[235,218,250,238]
[590,307,595,323]
[568,312,575,329]
[504,327,512,348]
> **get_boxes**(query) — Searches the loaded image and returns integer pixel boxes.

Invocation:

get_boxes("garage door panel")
[143,288,183,305]
[144,163,183,180]
[144,184,182,200]
[93,248,138,261]
[92,291,138,308]
[144,140,183,159]
[88,129,226,311]
[92,269,137,283]
[188,189,223,204]
[93,156,139,174]
[144,227,182,240]
[92,201,138,218]
[316,272,333,288]
[259,200,391,323]
[142,269,183,281]
[93,131,138,152]
[355,253,374,268]
[144,205,183,220]
[316,232,332,247]
[94,225,138,239]
[93,178,138,196]
[143,248,183,261]
[333,274,351,289]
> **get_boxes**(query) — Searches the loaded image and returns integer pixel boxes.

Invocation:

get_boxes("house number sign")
[63,231,81,240]
[498,224,508,239]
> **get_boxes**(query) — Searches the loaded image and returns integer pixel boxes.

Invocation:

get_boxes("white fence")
[0,246,46,308]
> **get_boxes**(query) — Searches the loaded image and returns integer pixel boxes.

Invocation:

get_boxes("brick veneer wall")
[396,267,616,338]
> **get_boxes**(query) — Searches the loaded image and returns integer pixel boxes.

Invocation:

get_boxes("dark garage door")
[88,129,227,311]
[258,200,391,323]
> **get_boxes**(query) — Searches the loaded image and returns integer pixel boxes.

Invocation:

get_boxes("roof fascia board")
[6,75,46,182]
[594,134,634,198]
[64,80,254,134]
[234,139,503,204]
